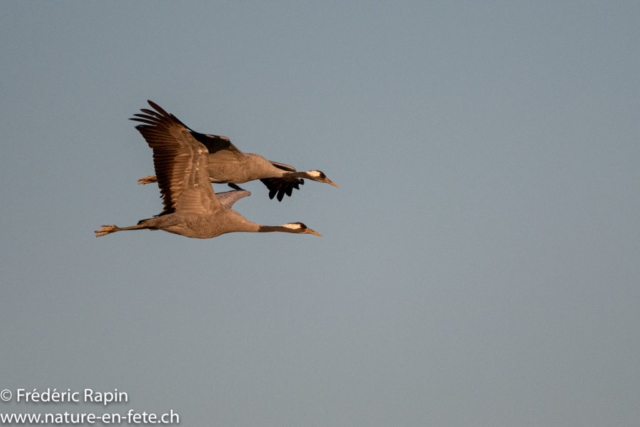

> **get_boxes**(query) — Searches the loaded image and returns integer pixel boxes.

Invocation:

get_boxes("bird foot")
[137,175,157,185]
[95,225,118,237]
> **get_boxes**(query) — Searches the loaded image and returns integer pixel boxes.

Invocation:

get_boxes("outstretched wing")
[130,101,221,216]
[190,131,245,165]
[216,184,252,209]
[258,161,303,201]
[259,161,304,201]
[269,160,296,172]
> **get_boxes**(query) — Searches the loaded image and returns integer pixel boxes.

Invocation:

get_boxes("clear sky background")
[1,1,639,426]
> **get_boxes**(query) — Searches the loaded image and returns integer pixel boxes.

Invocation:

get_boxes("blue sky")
[2,1,639,426]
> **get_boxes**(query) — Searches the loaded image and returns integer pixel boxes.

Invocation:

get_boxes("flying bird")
[133,101,337,201]
[95,103,322,239]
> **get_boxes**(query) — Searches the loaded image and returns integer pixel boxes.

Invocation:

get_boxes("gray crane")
[134,101,337,201]
[95,103,322,239]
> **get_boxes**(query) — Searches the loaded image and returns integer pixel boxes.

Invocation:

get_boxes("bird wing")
[130,101,221,216]
[217,185,252,209]
[158,106,244,162]
[269,161,297,172]
[259,176,305,201]
[257,160,304,201]
[190,131,245,165]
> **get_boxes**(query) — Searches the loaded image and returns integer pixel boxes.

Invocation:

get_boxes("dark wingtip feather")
[147,100,170,117]
[260,177,304,201]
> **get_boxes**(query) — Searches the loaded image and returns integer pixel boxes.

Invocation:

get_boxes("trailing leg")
[94,223,148,237]
[137,175,158,185]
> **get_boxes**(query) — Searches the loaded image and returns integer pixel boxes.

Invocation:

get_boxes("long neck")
[221,211,262,233]
[258,225,295,234]
[284,171,313,179]
[227,212,296,234]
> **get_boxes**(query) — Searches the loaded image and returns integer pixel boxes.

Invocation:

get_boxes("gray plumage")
[133,101,338,201]
[95,102,322,239]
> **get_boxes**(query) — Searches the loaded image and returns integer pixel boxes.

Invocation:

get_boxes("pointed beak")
[324,178,339,188]
[306,228,323,237]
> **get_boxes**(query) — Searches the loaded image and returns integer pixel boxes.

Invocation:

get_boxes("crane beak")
[305,228,323,237]
[324,177,339,188]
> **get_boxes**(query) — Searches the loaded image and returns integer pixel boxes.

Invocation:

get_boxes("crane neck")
[284,171,311,179]
[258,225,295,234]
